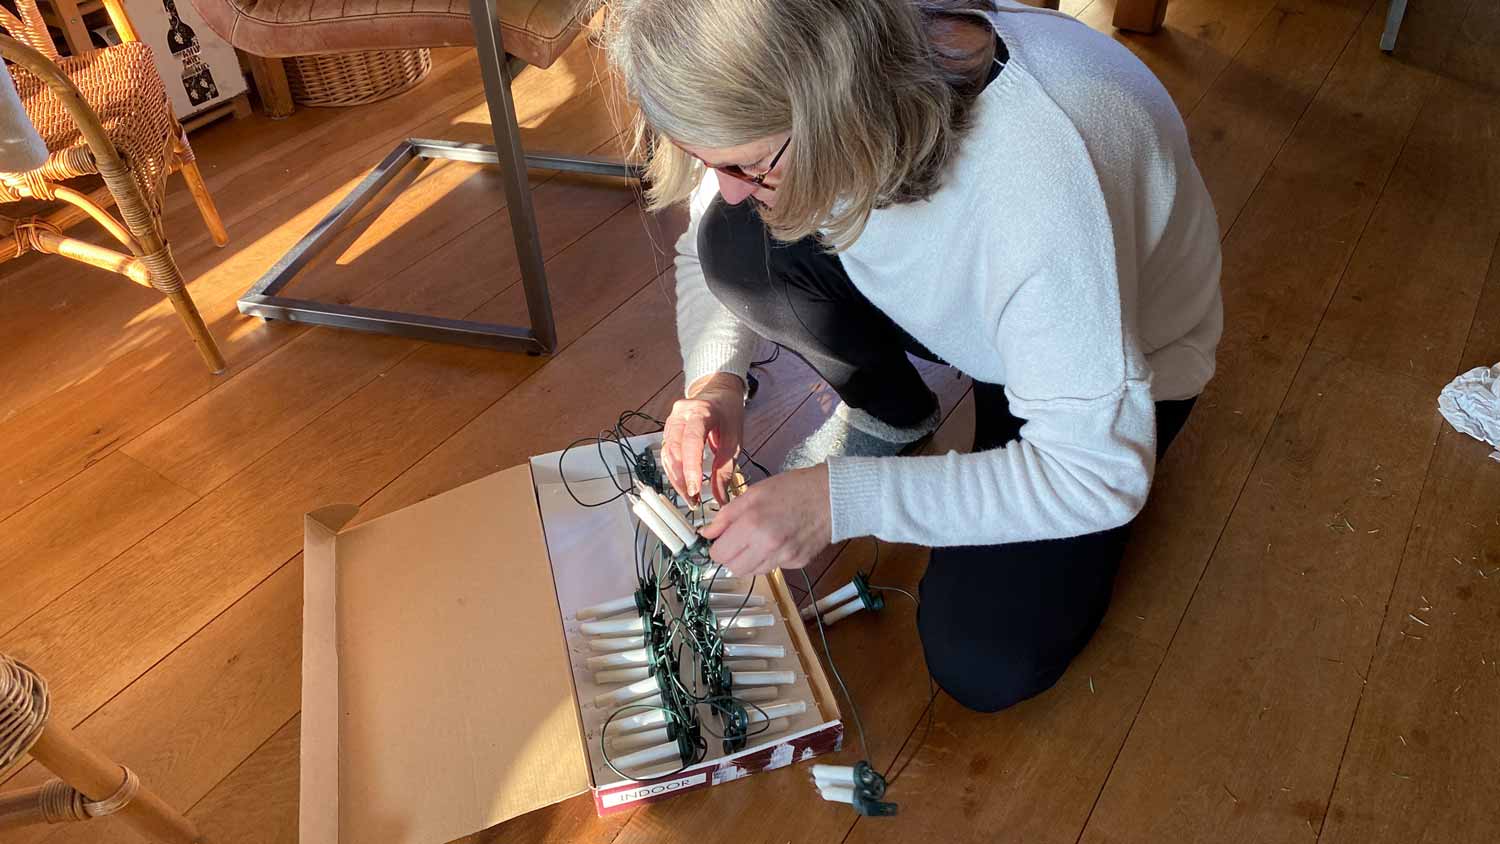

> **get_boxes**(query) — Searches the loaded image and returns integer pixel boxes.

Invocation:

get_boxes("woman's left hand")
[700,464,832,577]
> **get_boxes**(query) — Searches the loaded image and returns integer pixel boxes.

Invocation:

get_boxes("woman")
[606,0,1222,712]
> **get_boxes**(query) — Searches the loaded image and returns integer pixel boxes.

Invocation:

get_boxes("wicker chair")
[0,0,227,373]
[0,654,199,842]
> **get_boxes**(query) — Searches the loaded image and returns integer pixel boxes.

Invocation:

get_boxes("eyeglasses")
[708,135,791,192]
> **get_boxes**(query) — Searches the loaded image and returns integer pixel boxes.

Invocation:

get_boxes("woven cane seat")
[1,42,176,213]
[190,0,594,69]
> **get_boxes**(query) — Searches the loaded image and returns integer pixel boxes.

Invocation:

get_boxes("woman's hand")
[662,372,747,506]
[700,464,832,577]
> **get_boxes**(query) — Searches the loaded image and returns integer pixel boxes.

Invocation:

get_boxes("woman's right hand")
[662,372,747,507]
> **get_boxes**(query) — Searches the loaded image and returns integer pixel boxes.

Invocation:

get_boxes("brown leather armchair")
[187,0,639,354]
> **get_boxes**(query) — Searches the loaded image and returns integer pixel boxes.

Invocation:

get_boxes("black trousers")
[700,197,1197,713]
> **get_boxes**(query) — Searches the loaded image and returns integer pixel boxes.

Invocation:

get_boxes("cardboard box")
[300,434,843,843]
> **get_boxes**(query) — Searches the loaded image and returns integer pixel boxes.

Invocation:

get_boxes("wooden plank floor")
[2,1,1497,841]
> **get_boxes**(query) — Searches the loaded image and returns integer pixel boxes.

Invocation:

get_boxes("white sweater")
[672,2,1223,547]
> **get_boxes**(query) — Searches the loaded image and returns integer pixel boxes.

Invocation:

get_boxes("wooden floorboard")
[1076,0,1282,114]
[1319,244,1500,842]
[3,559,303,844]
[0,38,626,524]
[1081,1,1497,841]
[1106,0,1471,650]
[1317,5,1500,841]
[1,4,1496,844]
[0,453,197,638]
[1083,351,1444,843]
[188,715,301,844]
[1181,0,1372,235]
[0,200,673,738]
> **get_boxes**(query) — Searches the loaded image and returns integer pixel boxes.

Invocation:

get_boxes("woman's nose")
[715,171,758,205]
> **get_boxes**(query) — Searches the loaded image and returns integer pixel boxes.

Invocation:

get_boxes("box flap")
[301,510,345,844]
[302,464,591,844]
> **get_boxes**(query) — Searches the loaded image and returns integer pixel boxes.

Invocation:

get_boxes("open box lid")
[300,464,591,844]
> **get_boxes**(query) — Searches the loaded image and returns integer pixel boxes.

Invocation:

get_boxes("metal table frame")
[237,0,641,355]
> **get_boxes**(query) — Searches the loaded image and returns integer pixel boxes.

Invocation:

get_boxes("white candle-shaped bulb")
[820,598,866,625]
[723,643,784,659]
[719,626,758,641]
[625,691,663,709]
[576,593,638,621]
[580,615,646,636]
[722,659,768,672]
[718,612,775,630]
[587,649,651,670]
[606,725,672,752]
[589,635,646,653]
[799,581,861,620]
[612,739,687,771]
[728,670,796,687]
[608,706,670,734]
[741,717,789,744]
[706,593,767,609]
[746,700,806,724]
[731,686,779,704]
[594,676,658,708]
[819,785,856,804]
[629,495,686,555]
[595,666,650,685]
[591,649,768,673]
[812,764,856,786]
[625,763,684,782]
[634,483,699,548]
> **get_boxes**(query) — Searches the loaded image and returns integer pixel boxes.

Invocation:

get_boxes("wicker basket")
[285,49,433,108]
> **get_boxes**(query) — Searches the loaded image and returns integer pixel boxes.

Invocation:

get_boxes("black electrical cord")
[800,568,871,764]
[566,411,820,782]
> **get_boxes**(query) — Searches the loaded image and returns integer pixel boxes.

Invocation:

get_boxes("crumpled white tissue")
[1438,363,1500,462]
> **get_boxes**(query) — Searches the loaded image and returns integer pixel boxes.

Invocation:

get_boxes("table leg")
[1113,0,1170,33]
[467,0,557,352]
[46,0,94,55]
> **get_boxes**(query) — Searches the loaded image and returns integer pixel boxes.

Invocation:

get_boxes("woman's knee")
[919,628,1070,713]
[915,540,1119,713]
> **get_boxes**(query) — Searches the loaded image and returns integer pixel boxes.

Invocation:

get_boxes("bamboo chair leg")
[171,123,229,248]
[175,149,228,247]
[151,257,227,373]
[178,157,228,246]
[27,721,200,844]
[0,786,47,830]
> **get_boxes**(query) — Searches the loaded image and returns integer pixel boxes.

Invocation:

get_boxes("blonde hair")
[605,0,999,249]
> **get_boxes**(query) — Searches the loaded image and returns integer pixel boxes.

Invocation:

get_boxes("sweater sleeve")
[826,383,1157,546]
[824,160,1160,546]
[675,172,761,391]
